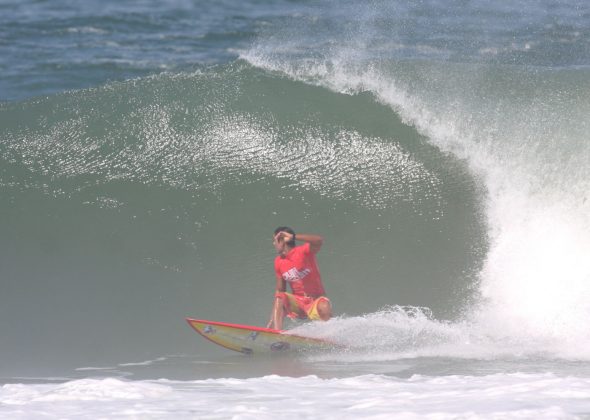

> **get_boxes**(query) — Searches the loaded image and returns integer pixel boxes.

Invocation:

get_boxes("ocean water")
[2,0,590,418]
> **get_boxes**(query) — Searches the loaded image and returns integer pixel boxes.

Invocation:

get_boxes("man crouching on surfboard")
[267,227,332,330]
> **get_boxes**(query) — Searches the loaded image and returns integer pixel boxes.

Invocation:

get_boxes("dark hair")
[274,226,296,247]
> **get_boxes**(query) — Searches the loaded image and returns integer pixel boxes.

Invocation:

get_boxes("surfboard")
[185,318,334,354]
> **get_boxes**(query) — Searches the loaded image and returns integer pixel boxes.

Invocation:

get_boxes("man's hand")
[277,231,294,244]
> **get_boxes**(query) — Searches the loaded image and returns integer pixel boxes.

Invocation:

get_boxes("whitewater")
[2,0,590,418]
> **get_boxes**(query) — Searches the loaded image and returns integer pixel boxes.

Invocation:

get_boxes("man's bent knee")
[317,299,332,321]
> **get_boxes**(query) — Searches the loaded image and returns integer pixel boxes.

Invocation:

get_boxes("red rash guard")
[274,242,325,297]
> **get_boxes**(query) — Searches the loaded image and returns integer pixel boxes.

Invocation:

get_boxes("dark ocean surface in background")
[2,0,590,417]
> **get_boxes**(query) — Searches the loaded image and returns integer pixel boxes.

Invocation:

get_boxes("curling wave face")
[0,61,484,375]
[242,1,590,358]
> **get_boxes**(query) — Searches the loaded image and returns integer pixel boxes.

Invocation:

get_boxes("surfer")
[267,227,332,330]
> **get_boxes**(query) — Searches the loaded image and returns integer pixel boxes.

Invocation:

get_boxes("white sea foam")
[118,356,168,367]
[1,374,589,419]
[65,26,108,35]
[75,366,117,371]
[282,306,590,363]
[75,357,168,370]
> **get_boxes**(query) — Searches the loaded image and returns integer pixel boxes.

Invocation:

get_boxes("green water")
[0,62,485,377]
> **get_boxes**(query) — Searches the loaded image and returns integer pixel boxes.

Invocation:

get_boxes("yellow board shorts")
[276,292,330,321]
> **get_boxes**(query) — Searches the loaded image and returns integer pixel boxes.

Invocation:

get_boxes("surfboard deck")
[186,318,334,354]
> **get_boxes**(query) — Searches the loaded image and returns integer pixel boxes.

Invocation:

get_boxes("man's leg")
[307,297,332,321]
[271,296,285,330]
[316,298,332,321]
